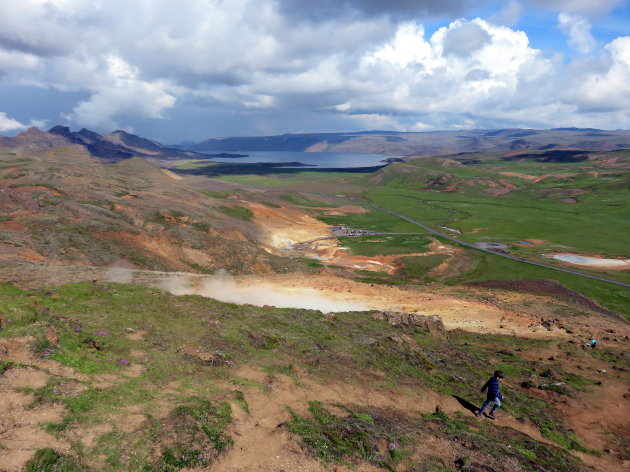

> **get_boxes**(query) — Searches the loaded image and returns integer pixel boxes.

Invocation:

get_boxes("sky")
[0,0,628,143]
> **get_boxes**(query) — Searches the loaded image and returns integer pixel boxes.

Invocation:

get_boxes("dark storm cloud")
[276,0,480,21]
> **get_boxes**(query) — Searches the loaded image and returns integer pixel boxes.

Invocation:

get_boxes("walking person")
[475,370,505,419]
[590,338,597,349]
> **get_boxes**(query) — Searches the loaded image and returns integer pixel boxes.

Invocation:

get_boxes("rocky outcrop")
[372,311,447,338]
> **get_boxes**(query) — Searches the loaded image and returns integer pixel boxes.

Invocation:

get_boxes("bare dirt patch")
[0,367,70,471]
[467,279,623,320]
[125,329,147,341]
[0,221,27,231]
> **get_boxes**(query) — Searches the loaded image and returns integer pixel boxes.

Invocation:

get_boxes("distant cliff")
[189,128,630,156]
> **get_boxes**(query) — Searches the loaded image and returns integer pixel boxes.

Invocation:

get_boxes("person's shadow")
[453,395,478,414]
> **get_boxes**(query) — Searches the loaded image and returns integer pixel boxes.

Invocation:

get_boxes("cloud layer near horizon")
[0,0,628,140]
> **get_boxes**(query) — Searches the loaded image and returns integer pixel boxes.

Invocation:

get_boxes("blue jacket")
[481,376,501,400]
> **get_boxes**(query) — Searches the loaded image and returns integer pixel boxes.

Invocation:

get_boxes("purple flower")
[118,358,128,365]
[388,443,398,450]
[270,348,278,352]
[225,360,235,365]
[42,348,56,357]
[94,330,109,336]
[107,358,114,361]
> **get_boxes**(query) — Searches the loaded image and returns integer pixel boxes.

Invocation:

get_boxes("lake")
[199,151,393,168]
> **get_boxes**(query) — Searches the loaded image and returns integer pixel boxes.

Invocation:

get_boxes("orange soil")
[0,221,27,231]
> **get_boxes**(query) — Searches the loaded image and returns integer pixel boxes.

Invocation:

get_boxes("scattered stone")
[565,329,573,334]
[521,375,537,389]
[289,364,305,376]
[373,312,447,338]
[541,318,554,331]
[548,356,555,361]
[597,369,607,374]
[435,404,443,414]
[540,369,555,378]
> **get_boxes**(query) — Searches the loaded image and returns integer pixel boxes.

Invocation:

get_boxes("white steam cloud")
[159,271,369,312]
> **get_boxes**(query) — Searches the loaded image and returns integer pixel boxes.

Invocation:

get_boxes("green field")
[206,151,630,316]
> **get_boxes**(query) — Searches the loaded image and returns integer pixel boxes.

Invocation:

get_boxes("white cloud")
[0,0,628,135]
[70,56,176,129]
[0,112,27,132]
[0,112,45,132]
[566,36,630,113]
[442,22,492,57]
[558,13,596,54]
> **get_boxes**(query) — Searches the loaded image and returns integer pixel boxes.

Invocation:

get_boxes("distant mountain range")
[2,126,630,163]
[189,128,630,156]
[0,126,203,162]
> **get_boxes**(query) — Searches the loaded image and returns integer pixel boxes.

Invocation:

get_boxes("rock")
[248,331,265,340]
[540,318,554,331]
[540,369,554,378]
[45,326,59,346]
[378,312,448,338]
[85,338,103,350]
[435,404,443,414]
[371,312,385,321]
[597,369,606,374]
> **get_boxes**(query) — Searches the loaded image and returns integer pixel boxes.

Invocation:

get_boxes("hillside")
[0,135,629,472]
[0,145,303,276]
[0,126,204,163]
[190,128,630,156]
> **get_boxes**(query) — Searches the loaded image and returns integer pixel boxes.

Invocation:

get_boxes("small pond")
[548,253,630,268]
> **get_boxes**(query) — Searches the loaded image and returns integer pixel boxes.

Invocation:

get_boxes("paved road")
[307,192,630,289]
